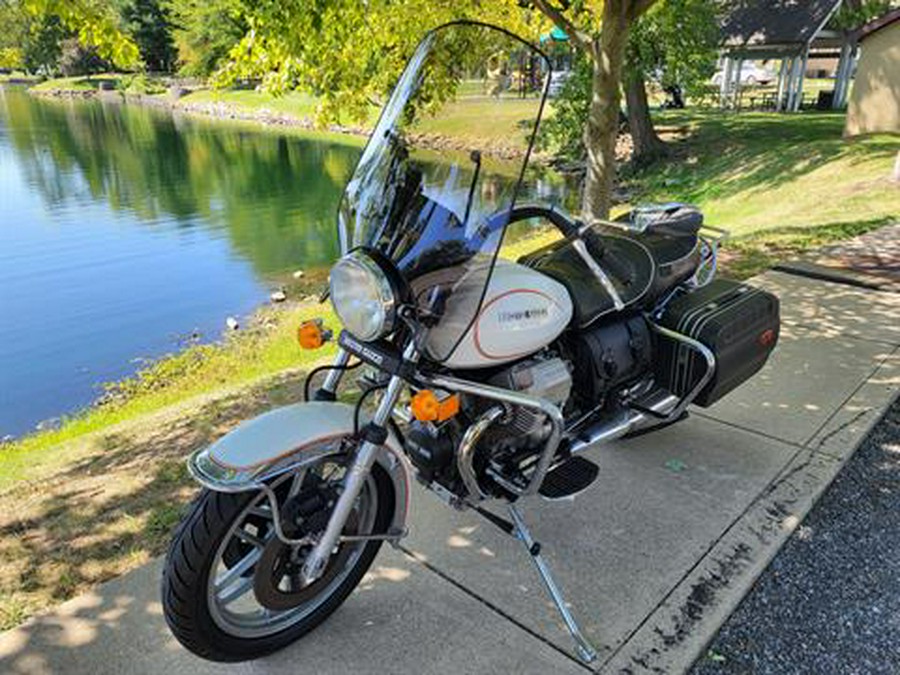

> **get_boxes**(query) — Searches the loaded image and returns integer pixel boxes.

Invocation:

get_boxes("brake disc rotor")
[252,507,360,611]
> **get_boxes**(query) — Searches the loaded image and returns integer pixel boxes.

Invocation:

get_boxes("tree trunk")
[624,70,665,164]
[582,1,630,222]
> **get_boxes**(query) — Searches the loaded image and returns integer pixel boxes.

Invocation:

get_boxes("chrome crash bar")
[419,373,564,498]
[422,321,715,500]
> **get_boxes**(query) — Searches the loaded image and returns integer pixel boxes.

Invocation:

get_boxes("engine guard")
[187,401,410,537]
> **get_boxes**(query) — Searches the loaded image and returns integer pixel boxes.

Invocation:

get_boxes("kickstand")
[507,505,599,664]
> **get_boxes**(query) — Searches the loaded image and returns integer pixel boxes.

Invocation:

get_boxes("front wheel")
[161,455,393,662]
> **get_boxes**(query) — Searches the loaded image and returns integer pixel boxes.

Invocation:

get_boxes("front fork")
[301,344,414,583]
[301,340,599,664]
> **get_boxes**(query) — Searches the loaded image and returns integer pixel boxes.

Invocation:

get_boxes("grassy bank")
[0,301,338,490]
[178,88,323,120]
[0,71,42,85]
[0,336,338,630]
[636,111,899,231]
[29,75,547,155]
[631,111,899,277]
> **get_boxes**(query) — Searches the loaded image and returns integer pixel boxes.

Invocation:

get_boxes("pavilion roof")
[721,0,841,56]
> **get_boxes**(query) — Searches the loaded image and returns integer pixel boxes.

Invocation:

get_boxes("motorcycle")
[162,21,780,664]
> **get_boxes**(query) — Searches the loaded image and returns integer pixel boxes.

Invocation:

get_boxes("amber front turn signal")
[410,390,459,423]
[436,393,460,421]
[297,320,331,350]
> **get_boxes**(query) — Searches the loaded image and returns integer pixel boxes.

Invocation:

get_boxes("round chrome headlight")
[329,250,397,342]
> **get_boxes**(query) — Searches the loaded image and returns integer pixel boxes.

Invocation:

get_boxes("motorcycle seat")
[519,217,701,329]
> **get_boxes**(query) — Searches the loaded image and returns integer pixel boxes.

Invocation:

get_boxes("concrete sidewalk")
[776,222,900,292]
[2,268,899,674]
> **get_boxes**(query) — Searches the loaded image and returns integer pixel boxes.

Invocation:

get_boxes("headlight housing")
[329,249,398,342]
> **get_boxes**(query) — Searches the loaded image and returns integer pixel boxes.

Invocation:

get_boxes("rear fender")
[187,402,410,536]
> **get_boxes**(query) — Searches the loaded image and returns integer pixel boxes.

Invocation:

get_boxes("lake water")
[0,88,571,438]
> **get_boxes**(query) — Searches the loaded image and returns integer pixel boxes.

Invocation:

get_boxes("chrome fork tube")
[302,343,415,583]
[321,348,351,394]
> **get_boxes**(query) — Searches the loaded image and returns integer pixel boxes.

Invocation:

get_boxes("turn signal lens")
[411,390,440,422]
[437,394,460,421]
[298,320,330,350]
[410,390,459,423]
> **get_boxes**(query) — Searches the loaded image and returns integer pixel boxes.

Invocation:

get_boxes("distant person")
[486,53,509,98]
[663,84,685,109]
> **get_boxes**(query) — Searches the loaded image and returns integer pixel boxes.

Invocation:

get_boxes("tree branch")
[532,0,592,54]
[629,0,659,21]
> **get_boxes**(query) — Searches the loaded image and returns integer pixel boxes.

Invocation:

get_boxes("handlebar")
[505,204,634,287]
[506,203,579,238]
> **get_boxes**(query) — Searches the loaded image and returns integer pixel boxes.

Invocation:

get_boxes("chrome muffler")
[567,392,680,455]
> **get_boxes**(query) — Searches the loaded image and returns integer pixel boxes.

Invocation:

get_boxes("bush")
[0,47,23,71]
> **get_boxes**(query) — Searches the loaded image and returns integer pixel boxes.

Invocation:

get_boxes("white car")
[712,62,775,87]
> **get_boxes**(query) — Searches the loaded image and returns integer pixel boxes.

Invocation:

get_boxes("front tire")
[161,462,393,662]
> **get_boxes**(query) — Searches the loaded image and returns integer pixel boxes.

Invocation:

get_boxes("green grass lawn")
[638,111,899,232]
[29,75,109,92]
[414,94,546,150]
[0,71,42,84]
[0,302,339,490]
[178,88,324,121]
[181,87,546,153]
[30,75,546,153]
[631,110,899,274]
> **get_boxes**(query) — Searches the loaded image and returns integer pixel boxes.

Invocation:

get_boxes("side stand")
[507,505,598,664]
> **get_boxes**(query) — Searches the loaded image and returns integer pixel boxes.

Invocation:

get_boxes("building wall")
[845,23,900,136]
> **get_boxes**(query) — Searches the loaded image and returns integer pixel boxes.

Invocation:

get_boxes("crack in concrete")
[812,408,873,451]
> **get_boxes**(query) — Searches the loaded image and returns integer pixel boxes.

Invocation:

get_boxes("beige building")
[845,10,900,136]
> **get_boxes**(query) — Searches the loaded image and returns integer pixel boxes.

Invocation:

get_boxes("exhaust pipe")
[568,392,680,456]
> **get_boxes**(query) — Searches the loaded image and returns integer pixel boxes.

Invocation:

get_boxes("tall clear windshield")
[338,22,550,361]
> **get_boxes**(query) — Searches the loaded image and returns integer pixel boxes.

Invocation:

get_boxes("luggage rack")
[651,223,730,318]
[691,224,729,288]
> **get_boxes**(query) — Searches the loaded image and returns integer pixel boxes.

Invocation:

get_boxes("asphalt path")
[692,396,900,674]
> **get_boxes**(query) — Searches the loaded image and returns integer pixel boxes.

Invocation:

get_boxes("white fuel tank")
[425,260,573,369]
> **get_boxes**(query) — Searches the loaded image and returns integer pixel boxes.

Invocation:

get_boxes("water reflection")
[2,90,361,277]
[0,89,572,436]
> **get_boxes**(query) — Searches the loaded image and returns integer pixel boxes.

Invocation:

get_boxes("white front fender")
[188,402,410,534]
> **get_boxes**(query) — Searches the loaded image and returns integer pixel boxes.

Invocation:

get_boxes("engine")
[480,317,652,451]
[488,355,572,437]
[403,317,654,496]
[404,355,572,492]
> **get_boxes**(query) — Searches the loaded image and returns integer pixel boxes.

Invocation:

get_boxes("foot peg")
[539,456,599,500]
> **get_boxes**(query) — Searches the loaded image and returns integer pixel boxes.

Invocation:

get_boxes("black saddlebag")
[655,279,780,407]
